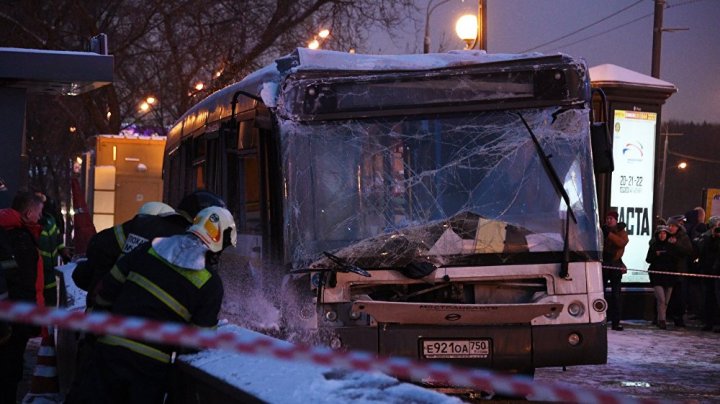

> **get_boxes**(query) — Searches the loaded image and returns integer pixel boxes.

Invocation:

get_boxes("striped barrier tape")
[0,300,659,404]
[602,265,720,280]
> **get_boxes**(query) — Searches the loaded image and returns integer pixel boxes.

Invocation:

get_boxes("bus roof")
[167,48,569,149]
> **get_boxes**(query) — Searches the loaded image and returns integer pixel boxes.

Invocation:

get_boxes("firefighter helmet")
[137,201,176,216]
[188,206,237,253]
[176,190,226,221]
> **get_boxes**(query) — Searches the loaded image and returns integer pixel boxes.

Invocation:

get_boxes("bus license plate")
[422,339,491,359]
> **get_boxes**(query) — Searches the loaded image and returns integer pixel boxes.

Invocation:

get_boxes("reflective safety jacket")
[72,213,189,308]
[96,234,223,362]
[38,212,64,291]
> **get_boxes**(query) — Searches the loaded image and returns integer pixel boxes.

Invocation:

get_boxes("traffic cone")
[22,329,63,403]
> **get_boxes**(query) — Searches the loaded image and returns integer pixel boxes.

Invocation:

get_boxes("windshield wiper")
[517,113,576,279]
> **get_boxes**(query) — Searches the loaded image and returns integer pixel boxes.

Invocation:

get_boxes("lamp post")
[657,131,683,220]
[454,0,487,50]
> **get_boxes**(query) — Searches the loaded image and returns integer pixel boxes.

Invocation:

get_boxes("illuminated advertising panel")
[609,110,657,283]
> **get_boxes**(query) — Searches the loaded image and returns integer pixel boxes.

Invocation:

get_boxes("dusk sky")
[369,0,719,124]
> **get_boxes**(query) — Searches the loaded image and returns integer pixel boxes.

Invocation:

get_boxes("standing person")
[72,191,227,310]
[34,191,70,307]
[665,215,695,327]
[0,191,45,403]
[602,211,628,331]
[71,206,237,404]
[696,216,720,331]
[646,226,678,329]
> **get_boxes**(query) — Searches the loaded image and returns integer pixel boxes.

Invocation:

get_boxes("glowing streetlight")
[140,102,150,112]
[195,82,205,91]
[455,14,478,49]
[307,28,330,49]
[146,96,156,105]
[677,161,687,169]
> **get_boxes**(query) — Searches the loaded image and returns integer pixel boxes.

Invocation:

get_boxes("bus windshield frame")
[281,106,601,269]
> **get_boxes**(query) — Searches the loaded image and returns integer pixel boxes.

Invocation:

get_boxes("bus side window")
[226,120,261,234]
[192,136,206,189]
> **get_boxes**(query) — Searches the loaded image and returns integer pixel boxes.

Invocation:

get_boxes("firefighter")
[34,191,70,307]
[71,206,236,404]
[72,190,227,309]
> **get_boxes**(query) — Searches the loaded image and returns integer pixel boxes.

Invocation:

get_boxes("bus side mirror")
[590,89,614,174]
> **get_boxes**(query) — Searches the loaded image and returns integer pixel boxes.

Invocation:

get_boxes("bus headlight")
[568,332,582,346]
[325,310,338,322]
[592,298,607,313]
[568,301,585,317]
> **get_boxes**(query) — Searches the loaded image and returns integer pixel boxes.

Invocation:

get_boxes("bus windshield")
[283,106,601,268]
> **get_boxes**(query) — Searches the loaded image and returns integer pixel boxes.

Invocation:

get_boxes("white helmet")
[138,201,176,216]
[188,206,237,253]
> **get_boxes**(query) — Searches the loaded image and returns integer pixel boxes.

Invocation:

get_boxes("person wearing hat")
[695,215,720,332]
[602,210,628,331]
[646,225,678,329]
[664,214,695,327]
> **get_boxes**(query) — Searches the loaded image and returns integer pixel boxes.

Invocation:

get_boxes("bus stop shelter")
[0,47,113,207]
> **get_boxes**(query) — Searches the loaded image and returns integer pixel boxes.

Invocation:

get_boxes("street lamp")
[307,28,330,50]
[454,0,487,50]
[455,15,477,49]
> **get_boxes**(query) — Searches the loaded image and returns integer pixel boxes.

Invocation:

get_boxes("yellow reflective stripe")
[148,248,211,288]
[40,248,58,258]
[114,225,126,250]
[44,281,57,289]
[127,272,191,322]
[98,335,170,363]
[110,265,126,283]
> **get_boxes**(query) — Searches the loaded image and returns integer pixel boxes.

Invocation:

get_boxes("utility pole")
[651,0,665,78]
[651,0,688,78]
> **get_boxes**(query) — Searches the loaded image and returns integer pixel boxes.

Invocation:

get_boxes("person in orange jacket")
[602,211,629,331]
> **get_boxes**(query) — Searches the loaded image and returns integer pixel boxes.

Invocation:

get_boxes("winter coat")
[72,213,190,308]
[602,224,629,264]
[666,227,694,274]
[0,208,44,305]
[95,234,223,360]
[646,238,678,287]
[695,229,720,275]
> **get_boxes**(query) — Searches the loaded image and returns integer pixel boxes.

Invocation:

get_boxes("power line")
[543,13,651,53]
[668,150,720,165]
[523,0,709,53]
[522,0,644,53]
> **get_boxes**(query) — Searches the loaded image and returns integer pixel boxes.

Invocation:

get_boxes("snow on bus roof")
[288,48,549,72]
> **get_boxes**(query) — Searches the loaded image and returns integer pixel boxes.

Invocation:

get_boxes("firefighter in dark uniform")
[72,206,236,404]
[72,191,227,309]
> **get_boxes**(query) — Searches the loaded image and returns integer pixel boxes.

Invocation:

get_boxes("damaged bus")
[164,49,608,377]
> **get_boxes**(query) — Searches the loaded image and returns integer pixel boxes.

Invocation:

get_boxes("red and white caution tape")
[603,265,720,279]
[0,300,657,404]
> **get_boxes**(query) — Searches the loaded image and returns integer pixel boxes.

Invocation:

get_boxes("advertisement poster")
[704,188,720,218]
[609,110,657,283]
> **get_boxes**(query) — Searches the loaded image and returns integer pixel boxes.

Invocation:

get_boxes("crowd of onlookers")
[603,206,720,332]
[651,207,720,332]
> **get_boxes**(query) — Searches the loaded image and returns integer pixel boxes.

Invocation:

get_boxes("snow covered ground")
[535,320,720,403]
